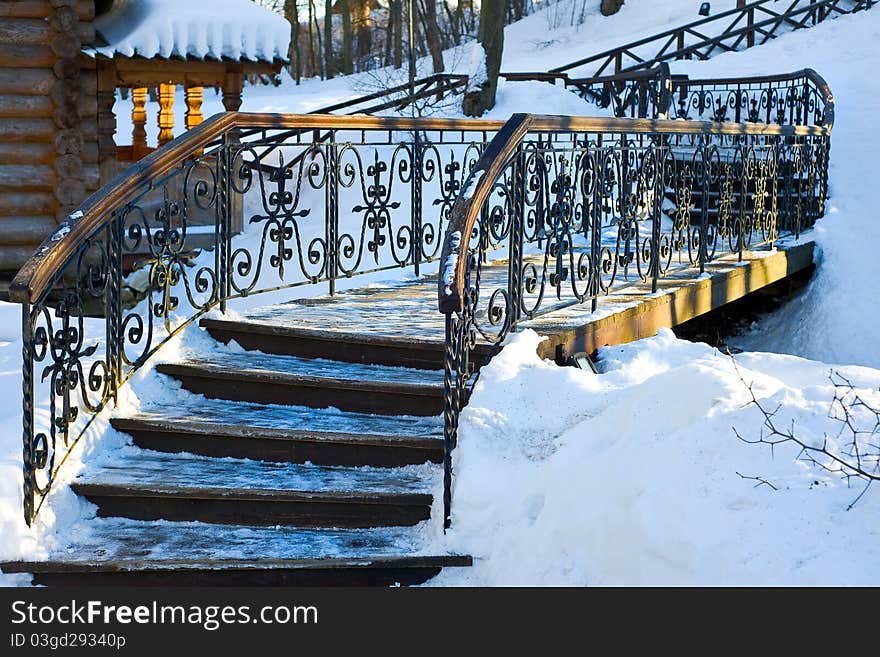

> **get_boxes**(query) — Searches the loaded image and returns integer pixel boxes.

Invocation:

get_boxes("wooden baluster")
[157,82,175,146]
[184,86,204,130]
[131,87,148,157]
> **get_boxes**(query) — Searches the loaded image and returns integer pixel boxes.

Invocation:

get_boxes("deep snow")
[1,0,878,586]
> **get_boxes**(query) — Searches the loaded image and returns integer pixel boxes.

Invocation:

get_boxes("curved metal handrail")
[437,109,832,314]
[11,112,504,306]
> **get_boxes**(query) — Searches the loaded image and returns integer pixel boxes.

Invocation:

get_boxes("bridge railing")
[9,112,502,525]
[437,109,833,524]
[551,0,875,77]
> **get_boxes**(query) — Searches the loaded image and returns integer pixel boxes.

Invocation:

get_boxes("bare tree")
[324,0,334,78]
[732,357,880,509]
[462,0,505,116]
[420,0,445,73]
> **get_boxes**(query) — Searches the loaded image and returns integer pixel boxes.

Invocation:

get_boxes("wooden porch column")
[131,87,148,157]
[184,86,204,130]
[222,65,243,112]
[96,58,117,186]
[157,82,175,146]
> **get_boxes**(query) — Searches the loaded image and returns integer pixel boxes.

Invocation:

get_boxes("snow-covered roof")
[88,0,290,63]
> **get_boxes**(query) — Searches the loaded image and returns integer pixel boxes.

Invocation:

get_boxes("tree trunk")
[307,0,316,77]
[462,0,504,116]
[324,0,333,79]
[353,0,372,67]
[420,0,444,73]
[392,0,402,69]
[342,0,353,74]
[601,0,624,16]
[284,0,302,84]
[443,1,460,46]
[312,0,324,78]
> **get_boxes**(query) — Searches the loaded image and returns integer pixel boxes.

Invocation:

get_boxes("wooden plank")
[111,416,443,467]
[156,362,448,417]
[531,242,816,361]
[71,482,432,528]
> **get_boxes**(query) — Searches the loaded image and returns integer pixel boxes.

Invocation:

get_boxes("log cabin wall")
[0,0,97,279]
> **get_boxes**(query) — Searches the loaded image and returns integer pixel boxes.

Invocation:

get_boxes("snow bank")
[429,329,880,586]
[90,0,290,63]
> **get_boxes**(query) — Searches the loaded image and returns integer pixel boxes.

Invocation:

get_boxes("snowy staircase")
[2,300,483,586]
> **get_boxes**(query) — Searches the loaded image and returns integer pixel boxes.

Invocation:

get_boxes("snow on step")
[132,396,443,438]
[169,349,446,387]
[44,518,436,563]
[78,450,440,496]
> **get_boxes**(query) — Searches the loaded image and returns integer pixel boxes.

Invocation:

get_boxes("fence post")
[217,134,232,312]
[652,136,666,293]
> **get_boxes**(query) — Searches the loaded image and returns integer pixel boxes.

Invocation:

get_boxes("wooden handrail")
[437,109,833,314]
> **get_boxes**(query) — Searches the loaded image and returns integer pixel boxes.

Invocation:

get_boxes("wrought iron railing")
[669,69,833,126]
[551,0,875,77]
[437,99,833,523]
[10,113,501,524]
[10,66,835,528]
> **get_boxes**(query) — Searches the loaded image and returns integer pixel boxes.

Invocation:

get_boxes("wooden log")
[54,177,85,205]
[0,192,55,215]
[0,142,54,165]
[50,32,80,59]
[0,164,55,191]
[48,6,79,33]
[0,69,55,95]
[0,216,60,245]
[0,95,53,118]
[54,129,83,155]
[0,1,93,20]
[81,141,98,164]
[0,44,56,68]
[0,118,55,142]
[53,154,82,179]
[0,19,51,45]
[53,58,81,80]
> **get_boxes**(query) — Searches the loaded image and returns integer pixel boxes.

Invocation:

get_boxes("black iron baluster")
[699,137,709,273]
[411,130,423,276]
[651,136,666,293]
[508,146,525,329]
[21,302,34,526]
[327,131,339,295]
[107,214,123,400]
[218,134,232,312]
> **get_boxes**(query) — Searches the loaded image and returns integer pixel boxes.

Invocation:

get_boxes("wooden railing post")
[184,86,204,131]
[131,87,148,157]
[222,65,244,112]
[157,83,175,146]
